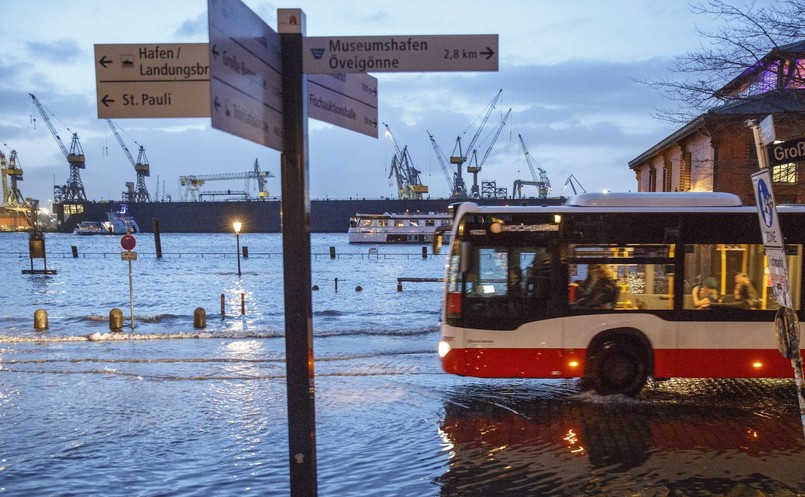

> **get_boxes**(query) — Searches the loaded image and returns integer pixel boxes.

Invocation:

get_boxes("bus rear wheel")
[588,339,648,396]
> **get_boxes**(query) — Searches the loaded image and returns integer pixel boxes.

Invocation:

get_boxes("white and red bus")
[438,192,804,395]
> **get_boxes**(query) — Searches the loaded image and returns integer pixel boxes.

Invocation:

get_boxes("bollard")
[241,292,246,315]
[193,307,207,329]
[355,285,362,292]
[421,246,427,259]
[312,285,319,291]
[397,281,403,292]
[220,293,226,318]
[153,218,163,259]
[242,246,249,258]
[34,309,48,331]
[109,308,123,331]
[334,277,338,292]
[71,245,78,258]
[329,246,336,259]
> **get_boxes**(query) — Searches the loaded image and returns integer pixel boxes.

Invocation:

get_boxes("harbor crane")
[29,93,87,202]
[426,130,457,196]
[383,123,428,200]
[179,159,274,201]
[466,107,511,198]
[1,148,25,208]
[513,133,551,199]
[106,120,151,203]
[429,89,502,198]
[563,174,587,195]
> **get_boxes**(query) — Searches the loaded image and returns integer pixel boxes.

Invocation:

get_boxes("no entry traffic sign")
[120,234,137,251]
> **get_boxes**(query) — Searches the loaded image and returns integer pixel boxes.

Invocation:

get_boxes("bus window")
[682,243,801,310]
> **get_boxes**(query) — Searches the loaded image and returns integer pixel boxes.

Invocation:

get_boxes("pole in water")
[152,218,163,259]
[241,292,245,315]
[334,277,338,292]
[128,259,134,330]
[220,293,225,318]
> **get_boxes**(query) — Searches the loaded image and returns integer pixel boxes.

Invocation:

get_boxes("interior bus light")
[553,214,562,224]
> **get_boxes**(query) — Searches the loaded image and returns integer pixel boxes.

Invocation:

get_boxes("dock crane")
[448,89,502,198]
[29,93,87,202]
[179,159,274,201]
[466,107,511,198]
[1,148,25,208]
[106,120,151,202]
[563,174,587,195]
[513,134,551,199]
[426,131,458,197]
[383,123,428,200]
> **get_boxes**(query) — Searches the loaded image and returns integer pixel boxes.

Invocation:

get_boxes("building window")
[648,167,657,192]
[680,152,692,191]
[772,163,798,184]
[663,160,672,192]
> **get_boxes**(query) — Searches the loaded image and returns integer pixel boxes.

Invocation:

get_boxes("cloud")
[25,39,82,64]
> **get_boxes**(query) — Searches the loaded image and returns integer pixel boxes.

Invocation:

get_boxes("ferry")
[348,211,451,244]
[74,205,139,235]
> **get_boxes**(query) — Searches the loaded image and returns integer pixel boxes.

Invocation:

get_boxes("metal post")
[236,232,242,277]
[128,259,134,330]
[279,9,317,496]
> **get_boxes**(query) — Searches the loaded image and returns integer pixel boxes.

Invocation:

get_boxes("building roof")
[629,90,805,168]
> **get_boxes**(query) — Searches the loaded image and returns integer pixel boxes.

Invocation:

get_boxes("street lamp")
[233,221,242,277]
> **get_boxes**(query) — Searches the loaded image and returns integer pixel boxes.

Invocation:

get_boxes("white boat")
[348,211,451,244]
[74,205,139,235]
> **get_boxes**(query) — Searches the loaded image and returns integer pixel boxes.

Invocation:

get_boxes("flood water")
[1,232,804,496]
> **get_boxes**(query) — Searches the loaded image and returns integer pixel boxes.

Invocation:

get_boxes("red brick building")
[629,41,805,204]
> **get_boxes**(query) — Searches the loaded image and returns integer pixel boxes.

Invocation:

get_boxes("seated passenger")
[734,272,760,309]
[692,276,719,309]
[573,264,618,309]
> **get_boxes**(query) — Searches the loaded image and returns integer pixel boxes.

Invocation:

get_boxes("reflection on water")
[437,379,805,496]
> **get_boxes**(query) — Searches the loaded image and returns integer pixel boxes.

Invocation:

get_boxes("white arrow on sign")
[94,43,211,118]
[303,34,498,74]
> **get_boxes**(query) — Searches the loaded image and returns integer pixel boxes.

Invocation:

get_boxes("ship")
[54,197,564,234]
[73,204,139,235]
[348,211,451,244]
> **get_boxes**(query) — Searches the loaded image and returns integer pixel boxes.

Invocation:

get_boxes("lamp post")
[233,221,242,277]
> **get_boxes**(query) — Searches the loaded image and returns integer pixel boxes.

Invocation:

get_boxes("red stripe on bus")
[441,347,798,379]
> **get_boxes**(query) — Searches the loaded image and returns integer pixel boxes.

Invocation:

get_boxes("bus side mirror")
[460,241,473,274]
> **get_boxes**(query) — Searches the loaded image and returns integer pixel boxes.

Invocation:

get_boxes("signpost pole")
[749,119,805,436]
[278,9,318,496]
[128,258,134,330]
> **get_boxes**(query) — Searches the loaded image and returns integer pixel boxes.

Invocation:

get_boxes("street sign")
[94,43,210,118]
[303,34,498,74]
[752,168,793,308]
[760,114,776,146]
[120,234,136,251]
[768,137,805,167]
[121,251,138,261]
[308,73,378,137]
[208,0,284,150]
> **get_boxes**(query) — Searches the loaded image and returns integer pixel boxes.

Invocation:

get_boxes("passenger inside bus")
[734,272,761,309]
[691,276,720,309]
[572,264,618,309]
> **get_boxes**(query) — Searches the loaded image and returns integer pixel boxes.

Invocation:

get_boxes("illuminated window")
[772,163,797,184]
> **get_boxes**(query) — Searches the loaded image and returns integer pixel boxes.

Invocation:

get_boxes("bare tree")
[648,0,805,124]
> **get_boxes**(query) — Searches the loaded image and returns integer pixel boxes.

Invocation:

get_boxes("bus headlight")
[438,341,451,358]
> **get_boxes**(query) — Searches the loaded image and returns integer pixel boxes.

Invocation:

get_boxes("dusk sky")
[0,0,727,206]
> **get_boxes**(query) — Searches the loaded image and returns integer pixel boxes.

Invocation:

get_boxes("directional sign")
[768,137,805,167]
[208,0,283,150]
[94,43,210,118]
[308,73,378,137]
[303,34,498,74]
[760,114,776,146]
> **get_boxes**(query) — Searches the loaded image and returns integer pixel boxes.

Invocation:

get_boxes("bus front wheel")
[588,339,648,396]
